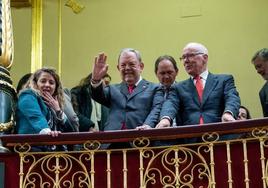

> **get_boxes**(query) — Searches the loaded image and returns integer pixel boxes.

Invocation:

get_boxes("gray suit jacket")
[160,73,240,125]
[259,81,268,117]
[91,79,164,131]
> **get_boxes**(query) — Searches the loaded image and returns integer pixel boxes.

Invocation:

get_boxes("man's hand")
[92,53,108,81]
[47,130,61,137]
[136,124,152,130]
[221,112,235,122]
[155,118,171,128]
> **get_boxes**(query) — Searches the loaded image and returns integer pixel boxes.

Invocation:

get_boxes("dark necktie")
[195,75,204,124]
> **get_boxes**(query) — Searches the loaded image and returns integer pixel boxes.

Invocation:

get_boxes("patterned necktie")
[195,75,204,124]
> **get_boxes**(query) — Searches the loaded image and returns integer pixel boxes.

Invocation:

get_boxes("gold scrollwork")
[20,153,91,187]
[265,159,268,187]
[133,137,150,148]
[202,132,219,143]
[83,140,101,151]
[14,143,31,153]
[0,119,13,132]
[252,127,268,138]
[141,146,212,187]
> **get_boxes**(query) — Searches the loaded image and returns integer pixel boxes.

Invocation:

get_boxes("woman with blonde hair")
[16,68,67,151]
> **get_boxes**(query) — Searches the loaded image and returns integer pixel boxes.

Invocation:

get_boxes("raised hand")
[42,92,61,112]
[92,53,108,81]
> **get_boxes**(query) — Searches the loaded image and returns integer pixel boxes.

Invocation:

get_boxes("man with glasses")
[156,42,240,128]
[90,48,163,134]
[251,48,268,117]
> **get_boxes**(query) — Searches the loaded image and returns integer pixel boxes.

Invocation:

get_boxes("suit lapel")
[120,82,129,97]
[128,79,148,100]
[202,73,217,105]
[184,78,200,105]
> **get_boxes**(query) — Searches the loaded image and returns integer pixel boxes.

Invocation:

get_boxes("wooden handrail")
[1,118,268,147]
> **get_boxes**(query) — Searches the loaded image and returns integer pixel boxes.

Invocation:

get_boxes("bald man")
[157,42,240,128]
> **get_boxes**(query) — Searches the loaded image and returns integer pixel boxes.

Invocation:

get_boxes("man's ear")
[140,62,144,70]
[117,64,120,71]
[203,54,208,61]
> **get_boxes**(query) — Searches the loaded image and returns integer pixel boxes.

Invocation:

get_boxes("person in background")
[136,55,179,130]
[90,48,163,133]
[71,73,111,132]
[157,42,240,128]
[16,68,66,151]
[251,48,268,117]
[63,88,80,132]
[155,55,179,126]
[16,73,32,93]
[90,74,111,131]
[237,105,251,120]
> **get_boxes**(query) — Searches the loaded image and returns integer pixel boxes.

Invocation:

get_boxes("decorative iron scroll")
[140,145,212,187]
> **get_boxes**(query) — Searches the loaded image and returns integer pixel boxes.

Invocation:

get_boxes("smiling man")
[156,42,240,128]
[90,48,163,134]
[251,48,268,117]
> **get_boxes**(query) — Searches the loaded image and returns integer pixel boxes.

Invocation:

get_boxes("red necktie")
[128,85,135,94]
[195,75,204,124]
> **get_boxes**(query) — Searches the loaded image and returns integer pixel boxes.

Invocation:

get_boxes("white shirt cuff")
[39,128,51,134]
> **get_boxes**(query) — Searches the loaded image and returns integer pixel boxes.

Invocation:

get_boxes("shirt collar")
[191,69,209,80]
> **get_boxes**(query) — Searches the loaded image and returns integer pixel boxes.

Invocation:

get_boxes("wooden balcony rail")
[1,118,268,147]
[1,118,268,188]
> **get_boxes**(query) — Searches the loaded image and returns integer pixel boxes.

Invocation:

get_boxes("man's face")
[156,59,178,88]
[181,47,207,77]
[117,51,144,86]
[252,57,268,80]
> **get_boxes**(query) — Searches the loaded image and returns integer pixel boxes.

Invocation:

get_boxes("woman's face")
[36,72,56,96]
[238,108,248,120]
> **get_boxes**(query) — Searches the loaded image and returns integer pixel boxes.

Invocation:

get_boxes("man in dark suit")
[157,42,240,128]
[90,48,163,132]
[136,55,179,130]
[251,48,268,117]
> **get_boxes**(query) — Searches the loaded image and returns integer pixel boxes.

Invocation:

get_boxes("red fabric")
[195,75,204,124]
[121,122,127,130]
[128,85,135,94]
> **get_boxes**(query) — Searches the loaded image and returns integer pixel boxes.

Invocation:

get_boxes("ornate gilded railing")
[1,118,268,188]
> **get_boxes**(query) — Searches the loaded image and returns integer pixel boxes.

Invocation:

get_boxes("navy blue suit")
[160,73,240,125]
[91,79,164,131]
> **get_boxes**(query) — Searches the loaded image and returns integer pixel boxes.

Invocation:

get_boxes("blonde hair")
[25,67,65,109]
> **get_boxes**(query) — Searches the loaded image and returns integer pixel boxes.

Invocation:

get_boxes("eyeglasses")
[179,52,204,61]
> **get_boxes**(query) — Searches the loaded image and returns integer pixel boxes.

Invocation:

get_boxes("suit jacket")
[160,73,240,125]
[259,81,268,117]
[16,89,51,134]
[63,88,79,132]
[71,86,95,132]
[91,79,164,131]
